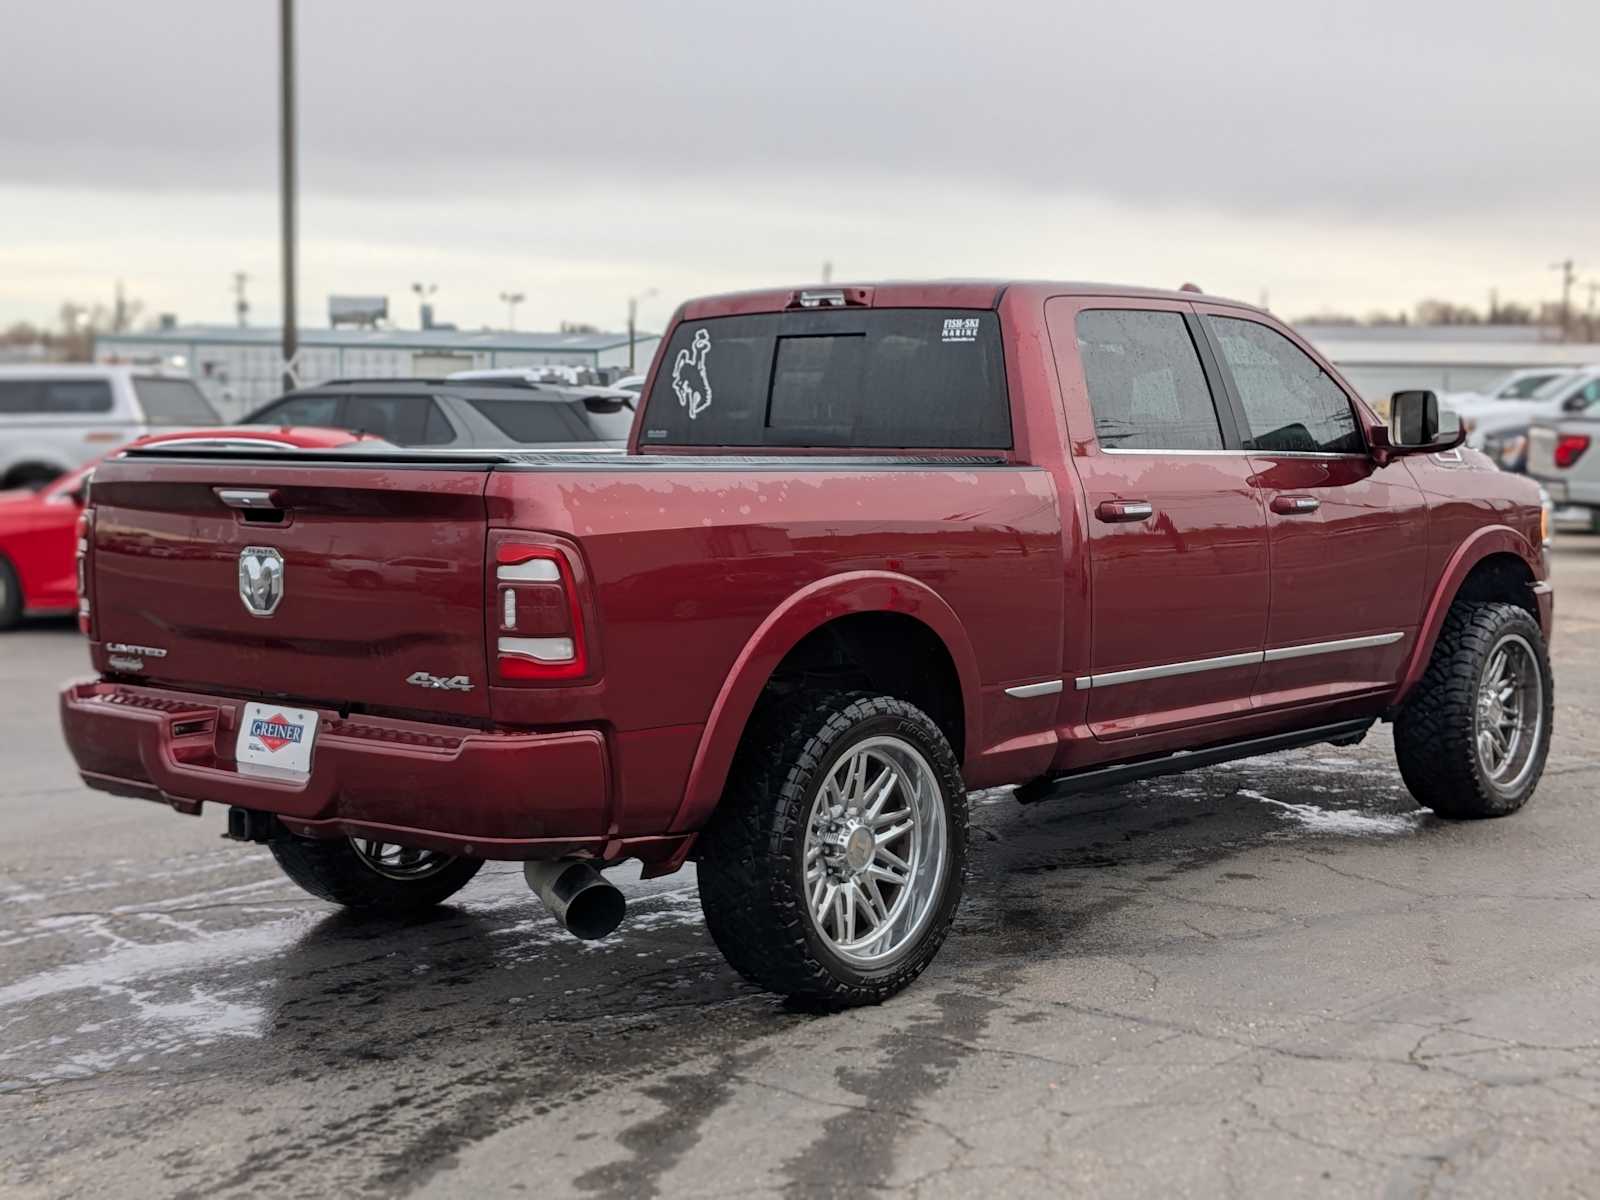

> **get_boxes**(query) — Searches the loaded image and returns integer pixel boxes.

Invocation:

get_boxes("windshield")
[1497,372,1567,400]
[133,378,220,424]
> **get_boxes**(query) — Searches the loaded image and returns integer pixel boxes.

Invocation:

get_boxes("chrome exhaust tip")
[523,859,626,940]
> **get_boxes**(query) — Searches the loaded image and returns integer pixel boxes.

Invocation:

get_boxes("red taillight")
[75,508,94,636]
[1554,433,1591,469]
[493,542,589,681]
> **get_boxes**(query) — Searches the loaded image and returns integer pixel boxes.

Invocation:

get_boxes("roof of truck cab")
[678,280,1262,320]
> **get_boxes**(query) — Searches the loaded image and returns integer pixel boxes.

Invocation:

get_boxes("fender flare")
[1394,524,1541,705]
[668,571,983,833]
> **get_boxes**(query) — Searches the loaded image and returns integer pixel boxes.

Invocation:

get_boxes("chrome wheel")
[802,736,949,968]
[1475,633,1543,793]
[348,838,455,881]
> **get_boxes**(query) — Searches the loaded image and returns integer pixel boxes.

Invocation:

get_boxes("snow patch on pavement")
[1238,789,1426,837]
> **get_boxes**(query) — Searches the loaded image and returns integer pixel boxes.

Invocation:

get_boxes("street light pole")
[627,288,658,372]
[278,0,298,391]
[499,291,525,331]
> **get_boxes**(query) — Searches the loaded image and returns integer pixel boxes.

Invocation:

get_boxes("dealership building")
[94,325,662,420]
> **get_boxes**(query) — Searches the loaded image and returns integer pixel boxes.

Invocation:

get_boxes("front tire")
[268,829,482,911]
[1394,601,1552,819]
[696,692,968,1008]
[0,557,21,630]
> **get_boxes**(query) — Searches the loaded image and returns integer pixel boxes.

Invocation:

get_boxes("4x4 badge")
[238,547,285,617]
[406,671,474,692]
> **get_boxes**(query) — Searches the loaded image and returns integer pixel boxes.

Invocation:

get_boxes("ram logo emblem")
[238,547,285,617]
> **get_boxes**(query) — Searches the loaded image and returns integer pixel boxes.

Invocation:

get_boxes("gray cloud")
[4,0,1597,222]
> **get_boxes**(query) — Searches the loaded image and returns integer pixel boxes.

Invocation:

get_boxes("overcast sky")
[2,0,1597,334]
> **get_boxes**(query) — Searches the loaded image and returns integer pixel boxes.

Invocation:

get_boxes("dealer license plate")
[235,702,319,777]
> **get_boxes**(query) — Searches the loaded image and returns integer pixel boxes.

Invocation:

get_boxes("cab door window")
[1075,310,1224,450]
[344,394,444,445]
[1206,317,1363,454]
[254,393,341,427]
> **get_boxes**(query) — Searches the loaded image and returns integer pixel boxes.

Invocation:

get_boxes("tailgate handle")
[216,488,282,510]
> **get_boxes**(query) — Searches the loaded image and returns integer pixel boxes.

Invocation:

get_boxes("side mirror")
[1562,394,1591,414]
[1381,390,1466,458]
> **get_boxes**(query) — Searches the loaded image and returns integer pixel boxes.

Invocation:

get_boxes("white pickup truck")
[1528,414,1600,531]
[0,365,219,489]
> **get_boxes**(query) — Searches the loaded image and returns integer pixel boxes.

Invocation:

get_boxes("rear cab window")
[639,309,1011,449]
[132,378,219,425]
[0,378,116,416]
[1075,310,1223,451]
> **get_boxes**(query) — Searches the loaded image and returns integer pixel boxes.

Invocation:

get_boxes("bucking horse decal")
[672,328,713,419]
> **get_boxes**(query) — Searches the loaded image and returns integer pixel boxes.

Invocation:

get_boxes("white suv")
[0,365,219,489]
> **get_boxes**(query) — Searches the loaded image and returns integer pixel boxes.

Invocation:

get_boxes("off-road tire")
[0,557,21,630]
[1394,600,1552,819]
[696,691,968,1008]
[268,829,482,911]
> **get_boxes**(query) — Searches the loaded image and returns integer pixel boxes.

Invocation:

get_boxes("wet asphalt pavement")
[3,543,1600,1199]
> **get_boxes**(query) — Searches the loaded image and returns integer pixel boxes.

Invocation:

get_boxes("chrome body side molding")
[1004,679,1065,699]
[1072,632,1407,691]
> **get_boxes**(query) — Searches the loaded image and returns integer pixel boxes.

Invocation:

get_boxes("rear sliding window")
[132,378,219,424]
[639,309,1011,449]
[0,379,115,415]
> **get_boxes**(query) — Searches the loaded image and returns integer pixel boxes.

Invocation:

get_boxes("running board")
[1012,718,1375,805]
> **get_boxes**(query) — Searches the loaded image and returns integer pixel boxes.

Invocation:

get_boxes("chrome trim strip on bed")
[1004,679,1065,699]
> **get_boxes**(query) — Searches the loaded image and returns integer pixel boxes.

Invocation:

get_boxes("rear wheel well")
[1453,553,1538,624]
[758,613,965,762]
[1,462,65,491]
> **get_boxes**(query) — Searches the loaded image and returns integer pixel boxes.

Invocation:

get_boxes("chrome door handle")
[1271,495,1320,515]
[1096,499,1154,523]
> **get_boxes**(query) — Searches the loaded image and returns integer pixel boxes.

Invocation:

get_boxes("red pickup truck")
[61,281,1555,1007]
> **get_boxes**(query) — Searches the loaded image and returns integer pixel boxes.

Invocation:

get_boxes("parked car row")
[246,374,636,447]
[0,426,377,629]
[0,363,650,631]
[0,365,221,489]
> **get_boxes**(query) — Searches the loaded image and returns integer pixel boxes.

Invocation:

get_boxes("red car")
[62,281,1553,1007]
[0,427,373,629]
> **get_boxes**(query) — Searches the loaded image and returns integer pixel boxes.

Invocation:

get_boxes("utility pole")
[278,0,298,391]
[233,272,250,328]
[499,291,525,331]
[627,287,658,372]
[820,261,833,285]
[412,282,437,330]
[1488,287,1499,323]
[1551,258,1577,340]
[1587,281,1600,340]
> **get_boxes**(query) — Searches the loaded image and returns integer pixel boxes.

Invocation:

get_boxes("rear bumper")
[1539,477,1600,507]
[58,679,689,867]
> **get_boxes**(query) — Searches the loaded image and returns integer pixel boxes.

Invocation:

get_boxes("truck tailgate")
[86,459,492,720]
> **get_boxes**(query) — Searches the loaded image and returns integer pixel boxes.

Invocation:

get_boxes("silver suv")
[0,365,219,489]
